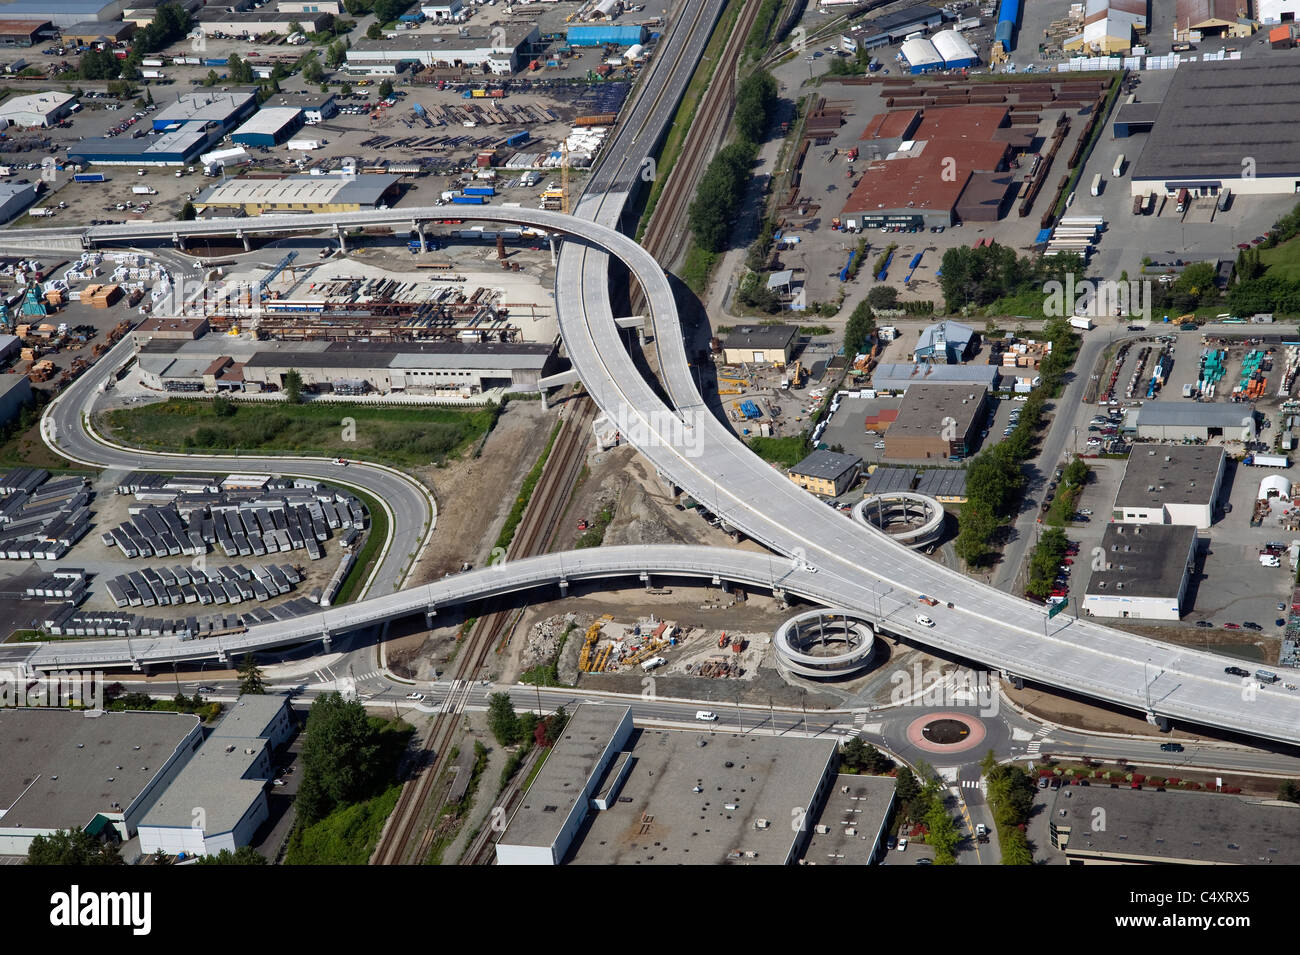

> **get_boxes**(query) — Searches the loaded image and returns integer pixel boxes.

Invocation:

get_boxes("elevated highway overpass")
[11,0,1300,746]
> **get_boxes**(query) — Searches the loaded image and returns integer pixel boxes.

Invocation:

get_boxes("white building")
[421,0,464,20]
[277,0,343,13]
[138,694,293,858]
[1083,523,1197,622]
[346,23,539,75]
[1258,0,1300,23]
[496,704,633,865]
[1113,445,1225,529]
[0,90,76,127]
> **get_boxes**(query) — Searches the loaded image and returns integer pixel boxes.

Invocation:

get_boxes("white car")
[896,836,908,851]
[405,692,424,701]
[695,710,718,722]
[915,614,934,627]
[874,441,886,449]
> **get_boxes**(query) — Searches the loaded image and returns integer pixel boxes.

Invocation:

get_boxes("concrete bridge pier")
[1001,669,1024,690]
[172,232,185,251]
[1147,712,1170,732]
[236,230,250,252]
[425,610,436,628]
[640,571,652,590]
[335,224,347,253]
[548,234,558,267]
[321,631,332,652]
[558,578,569,595]
[412,220,427,251]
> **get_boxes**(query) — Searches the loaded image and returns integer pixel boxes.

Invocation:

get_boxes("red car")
[1050,589,1068,598]
[1062,557,1074,565]
[1237,242,1252,250]
[1222,622,1242,630]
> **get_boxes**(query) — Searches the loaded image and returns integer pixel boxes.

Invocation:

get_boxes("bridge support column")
[425,610,436,628]
[236,230,249,252]
[131,658,142,672]
[321,631,332,651]
[1002,671,1024,690]
[539,387,548,412]
[640,571,652,590]
[548,234,557,267]
[1146,712,1170,732]
[772,587,787,607]
[172,232,185,251]
[558,578,568,594]
[335,224,347,253]
[216,648,229,665]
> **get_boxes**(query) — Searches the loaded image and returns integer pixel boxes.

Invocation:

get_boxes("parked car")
[1195,620,1214,628]
[1224,666,1250,677]
[1222,622,1242,630]
[1243,621,1262,631]
[1159,742,1184,753]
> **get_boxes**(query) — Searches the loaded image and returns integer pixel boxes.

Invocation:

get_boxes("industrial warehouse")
[192,173,402,215]
[1082,523,1199,621]
[345,23,540,75]
[1113,445,1226,529]
[1129,60,1300,197]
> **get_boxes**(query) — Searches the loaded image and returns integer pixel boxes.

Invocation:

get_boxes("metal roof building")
[67,125,220,166]
[873,363,999,393]
[496,704,634,865]
[1134,402,1254,441]
[347,23,539,75]
[789,449,863,497]
[1114,444,1226,528]
[152,90,258,133]
[0,707,202,856]
[0,0,116,29]
[0,90,75,127]
[566,23,647,46]
[1130,60,1300,197]
[230,106,305,147]
[193,172,400,214]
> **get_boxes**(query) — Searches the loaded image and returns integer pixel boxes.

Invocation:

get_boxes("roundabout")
[905,711,988,755]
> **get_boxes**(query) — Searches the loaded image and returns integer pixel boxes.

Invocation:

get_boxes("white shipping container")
[287,139,321,151]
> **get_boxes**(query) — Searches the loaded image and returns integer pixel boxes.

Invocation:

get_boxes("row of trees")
[487,692,566,750]
[982,752,1036,864]
[938,244,1086,314]
[894,763,961,864]
[688,71,777,254]
[841,737,894,774]
[79,2,192,80]
[295,692,396,826]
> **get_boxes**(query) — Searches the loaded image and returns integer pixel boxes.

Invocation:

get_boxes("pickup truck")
[918,595,939,607]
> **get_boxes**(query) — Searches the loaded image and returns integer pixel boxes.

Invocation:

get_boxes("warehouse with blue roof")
[231,107,305,147]
[995,0,1021,52]
[68,126,222,167]
[566,23,646,46]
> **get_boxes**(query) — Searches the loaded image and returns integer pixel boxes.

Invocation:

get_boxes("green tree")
[80,48,121,80]
[1280,780,1300,803]
[367,21,383,39]
[203,69,219,87]
[378,78,394,99]
[212,395,235,417]
[237,653,266,694]
[733,69,776,144]
[289,19,305,35]
[488,692,520,746]
[1000,827,1034,865]
[282,368,304,404]
[866,285,900,310]
[327,40,347,67]
[302,55,324,84]
[295,692,383,825]
[197,846,267,864]
[894,766,921,807]
[843,299,875,356]
[178,201,196,221]
[340,82,353,96]
[925,802,961,864]
[26,829,123,865]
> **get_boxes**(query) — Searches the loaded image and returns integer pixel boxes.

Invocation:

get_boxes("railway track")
[372,0,717,866]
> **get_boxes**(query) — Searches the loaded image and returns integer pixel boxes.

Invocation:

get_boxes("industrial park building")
[719,324,797,365]
[192,173,401,215]
[840,4,944,51]
[1130,60,1300,198]
[239,340,559,395]
[841,106,1027,229]
[565,23,647,46]
[1082,523,1197,621]
[788,449,863,497]
[346,23,539,75]
[496,704,634,865]
[1050,785,1300,864]
[1063,0,1147,55]
[884,383,985,461]
[138,695,294,858]
[872,362,1001,393]
[68,125,221,167]
[264,91,338,124]
[0,90,76,127]
[0,371,33,427]
[1133,402,1254,442]
[0,181,40,224]
[0,0,115,30]
[230,106,306,147]
[0,708,203,856]
[196,8,332,36]
[1113,444,1226,529]
[152,90,259,133]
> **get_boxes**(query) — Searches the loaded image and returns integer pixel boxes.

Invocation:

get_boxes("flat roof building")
[0,18,49,44]
[1082,522,1198,621]
[68,125,221,167]
[884,383,986,461]
[0,90,75,127]
[0,707,202,856]
[1130,60,1300,197]
[152,89,258,133]
[193,172,400,214]
[0,180,39,224]
[1064,0,1148,55]
[263,91,338,124]
[138,694,293,858]
[1050,786,1300,864]
[196,8,331,36]
[568,727,839,865]
[789,449,863,498]
[1134,402,1254,441]
[719,324,797,366]
[230,106,305,147]
[1113,444,1226,529]
[1173,0,1253,41]
[873,362,1001,393]
[239,339,558,396]
[347,23,539,75]
[801,773,897,864]
[61,21,135,45]
[841,4,944,50]
[0,1,115,29]
[496,704,634,865]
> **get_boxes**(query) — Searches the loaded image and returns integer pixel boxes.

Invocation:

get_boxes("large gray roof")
[1115,444,1225,509]
[1086,522,1196,599]
[1131,59,1300,183]
[1136,403,1253,428]
[0,708,200,832]
[245,340,554,371]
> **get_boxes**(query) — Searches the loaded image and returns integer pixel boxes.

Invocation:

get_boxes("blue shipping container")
[203,58,228,66]
[451,195,488,204]
[566,24,647,46]
[73,173,105,182]
[463,186,495,196]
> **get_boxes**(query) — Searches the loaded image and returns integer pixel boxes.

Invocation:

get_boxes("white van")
[695,710,718,722]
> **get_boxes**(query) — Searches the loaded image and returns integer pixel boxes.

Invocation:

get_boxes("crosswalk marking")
[961,779,981,789]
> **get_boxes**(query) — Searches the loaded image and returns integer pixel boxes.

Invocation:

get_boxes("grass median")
[333,483,391,605]
[102,398,499,470]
